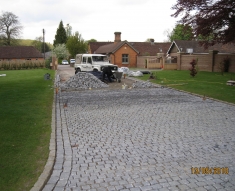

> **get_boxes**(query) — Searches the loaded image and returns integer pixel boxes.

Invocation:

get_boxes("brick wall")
[214,54,235,73]
[178,52,235,73]
[111,44,138,68]
[179,54,211,71]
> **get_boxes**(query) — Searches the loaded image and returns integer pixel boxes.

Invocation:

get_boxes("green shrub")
[45,57,52,69]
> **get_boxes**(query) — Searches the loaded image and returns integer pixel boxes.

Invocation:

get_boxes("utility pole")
[43,29,45,59]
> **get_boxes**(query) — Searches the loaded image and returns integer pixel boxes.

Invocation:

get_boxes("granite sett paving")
[43,86,235,191]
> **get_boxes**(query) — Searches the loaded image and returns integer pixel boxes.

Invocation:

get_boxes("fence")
[148,58,162,69]
[137,56,162,69]
[137,56,177,70]
[137,51,235,72]
[178,51,235,72]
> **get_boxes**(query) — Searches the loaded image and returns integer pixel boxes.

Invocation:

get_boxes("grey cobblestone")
[43,87,235,190]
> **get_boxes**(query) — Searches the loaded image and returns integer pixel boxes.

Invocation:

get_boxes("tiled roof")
[130,42,171,56]
[90,41,171,56]
[168,40,235,54]
[89,42,112,53]
[95,41,139,54]
[207,43,235,54]
[0,46,44,59]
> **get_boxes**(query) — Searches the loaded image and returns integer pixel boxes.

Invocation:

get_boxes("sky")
[0,0,180,44]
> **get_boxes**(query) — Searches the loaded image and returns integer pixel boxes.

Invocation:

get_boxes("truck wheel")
[75,68,81,74]
[93,69,98,72]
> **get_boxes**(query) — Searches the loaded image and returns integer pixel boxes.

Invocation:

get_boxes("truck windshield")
[92,56,108,62]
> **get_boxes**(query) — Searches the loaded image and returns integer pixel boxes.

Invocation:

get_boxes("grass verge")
[0,69,55,191]
[136,70,235,104]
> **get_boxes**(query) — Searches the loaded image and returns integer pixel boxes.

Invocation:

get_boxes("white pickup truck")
[74,54,118,74]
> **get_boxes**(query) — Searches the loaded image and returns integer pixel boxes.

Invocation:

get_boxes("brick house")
[89,32,171,68]
[0,46,44,63]
[167,40,235,56]
[166,40,235,72]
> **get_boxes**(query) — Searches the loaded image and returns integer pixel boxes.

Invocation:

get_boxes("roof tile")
[0,46,44,59]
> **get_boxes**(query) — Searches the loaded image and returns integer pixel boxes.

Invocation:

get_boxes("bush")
[223,57,230,72]
[45,57,52,69]
[219,57,230,75]
[189,59,198,77]
[0,61,46,71]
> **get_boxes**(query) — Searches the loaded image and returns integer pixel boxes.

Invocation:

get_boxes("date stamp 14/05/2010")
[191,167,229,175]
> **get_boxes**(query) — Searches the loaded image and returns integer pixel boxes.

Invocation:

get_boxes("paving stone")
[43,84,235,190]
[59,72,109,90]
[139,185,153,191]
[130,187,141,191]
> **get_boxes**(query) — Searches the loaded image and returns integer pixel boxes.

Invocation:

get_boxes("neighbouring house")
[89,33,235,72]
[167,40,235,56]
[0,46,44,64]
[88,32,171,68]
[166,40,235,72]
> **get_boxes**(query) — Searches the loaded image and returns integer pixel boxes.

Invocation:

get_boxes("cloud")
[0,0,178,43]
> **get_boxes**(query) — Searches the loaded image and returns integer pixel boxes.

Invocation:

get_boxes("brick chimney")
[114,32,121,43]
[150,38,154,45]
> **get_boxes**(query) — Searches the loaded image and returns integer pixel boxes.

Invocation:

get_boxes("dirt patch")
[103,77,136,90]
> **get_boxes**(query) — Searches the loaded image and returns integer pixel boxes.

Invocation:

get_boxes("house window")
[122,54,129,64]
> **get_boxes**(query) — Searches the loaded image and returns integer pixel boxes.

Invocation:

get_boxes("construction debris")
[59,72,109,90]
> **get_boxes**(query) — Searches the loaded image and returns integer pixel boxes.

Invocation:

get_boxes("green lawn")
[0,69,55,191]
[136,70,235,104]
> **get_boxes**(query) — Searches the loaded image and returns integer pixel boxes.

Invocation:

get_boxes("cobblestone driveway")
[44,87,235,191]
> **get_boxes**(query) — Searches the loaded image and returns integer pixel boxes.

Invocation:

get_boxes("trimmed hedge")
[0,62,46,70]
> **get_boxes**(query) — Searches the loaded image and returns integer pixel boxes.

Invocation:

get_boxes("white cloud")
[0,0,178,43]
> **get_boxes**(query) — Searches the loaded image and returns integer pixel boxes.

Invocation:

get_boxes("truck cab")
[74,54,118,74]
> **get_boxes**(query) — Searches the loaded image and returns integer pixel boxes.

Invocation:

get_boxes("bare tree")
[0,11,23,46]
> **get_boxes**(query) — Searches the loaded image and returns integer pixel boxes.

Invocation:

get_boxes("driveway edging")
[128,76,235,107]
[30,76,57,191]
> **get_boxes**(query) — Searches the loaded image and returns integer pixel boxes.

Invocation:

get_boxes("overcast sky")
[0,0,179,44]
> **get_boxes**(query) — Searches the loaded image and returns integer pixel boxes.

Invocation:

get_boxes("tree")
[53,20,67,46]
[189,59,198,77]
[41,42,50,53]
[145,38,154,42]
[87,39,97,43]
[65,23,72,37]
[52,43,69,60]
[167,24,194,42]
[31,36,43,52]
[171,0,235,48]
[0,11,23,46]
[66,32,88,58]
[31,36,51,53]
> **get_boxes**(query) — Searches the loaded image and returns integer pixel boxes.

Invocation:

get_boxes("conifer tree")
[53,20,67,46]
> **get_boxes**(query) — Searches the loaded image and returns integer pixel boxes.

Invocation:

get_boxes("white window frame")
[122,54,129,64]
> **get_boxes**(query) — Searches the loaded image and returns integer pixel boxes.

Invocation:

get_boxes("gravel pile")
[59,72,109,90]
[132,80,160,88]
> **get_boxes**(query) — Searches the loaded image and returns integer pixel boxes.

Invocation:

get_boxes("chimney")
[150,38,154,45]
[114,32,121,43]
